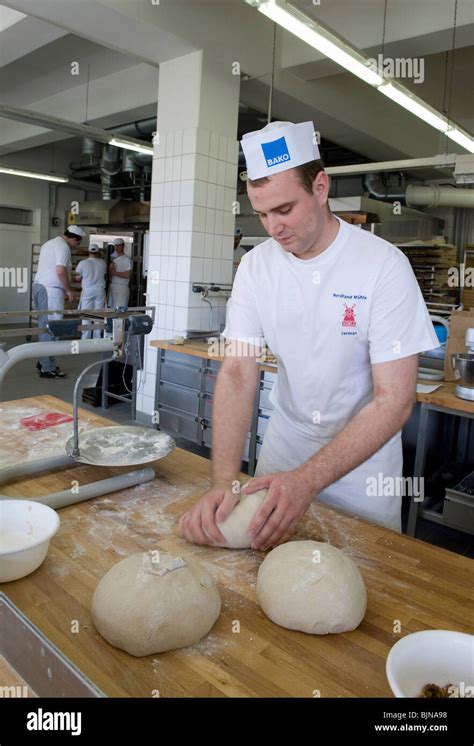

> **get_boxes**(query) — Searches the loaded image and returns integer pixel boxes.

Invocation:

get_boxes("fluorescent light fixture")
[254,0,384,87]
[378,83,449,132]
[247,0,474,154]
[109,137,153,155]
[0,166,68,183]
[446,128,474,154]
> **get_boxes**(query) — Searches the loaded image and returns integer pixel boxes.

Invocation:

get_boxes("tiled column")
[136,51,240,423]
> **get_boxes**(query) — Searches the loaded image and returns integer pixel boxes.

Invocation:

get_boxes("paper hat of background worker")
[241,121,320,181]
[89,243,100,253]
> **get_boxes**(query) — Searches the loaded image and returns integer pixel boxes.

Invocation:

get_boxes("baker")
[108,238,132,308]
[32,224,86,378]
[74,243,107,339]
[179,121,439,550]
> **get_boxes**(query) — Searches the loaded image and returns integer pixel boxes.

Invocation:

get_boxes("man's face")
[247,168,330,258]
[115,243,124,254]
[66,236,82,249]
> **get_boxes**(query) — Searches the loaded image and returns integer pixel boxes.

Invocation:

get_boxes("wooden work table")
[1,396,473,698]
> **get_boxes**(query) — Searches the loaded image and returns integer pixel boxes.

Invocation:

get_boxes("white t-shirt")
[110,255,132,286]
[76,257,107,290]
[224,216,439,444]
[34,236,71,289]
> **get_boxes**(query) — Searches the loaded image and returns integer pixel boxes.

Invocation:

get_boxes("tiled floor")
[1,331,473,557]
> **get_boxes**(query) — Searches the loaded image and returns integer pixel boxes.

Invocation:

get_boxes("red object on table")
[20,412,74,431]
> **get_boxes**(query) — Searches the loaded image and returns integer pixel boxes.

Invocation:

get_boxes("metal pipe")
[0,467,156,509]
[406,184,474,208]
[0,338,117,393]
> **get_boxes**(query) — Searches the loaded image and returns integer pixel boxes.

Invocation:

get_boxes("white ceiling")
[0,0,472,164]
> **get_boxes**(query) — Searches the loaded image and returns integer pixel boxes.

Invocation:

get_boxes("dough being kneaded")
[217,488,267,548]
[91,550,221,656]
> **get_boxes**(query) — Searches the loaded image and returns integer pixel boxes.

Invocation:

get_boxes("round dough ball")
[256,540,366,634]
[91,550,221,656]
[218,489,267,548]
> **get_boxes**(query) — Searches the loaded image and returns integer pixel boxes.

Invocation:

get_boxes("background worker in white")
[108,238,132,308]
[32,224,86,378]
[74,244,107,339]
[180,121,439,549]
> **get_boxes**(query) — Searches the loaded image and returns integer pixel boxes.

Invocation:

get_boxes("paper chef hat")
[241,121,320,181]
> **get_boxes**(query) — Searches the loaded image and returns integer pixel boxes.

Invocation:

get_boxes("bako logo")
[261,136,291,168]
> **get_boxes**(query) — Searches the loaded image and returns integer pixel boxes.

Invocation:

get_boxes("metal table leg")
[406,404,431,537]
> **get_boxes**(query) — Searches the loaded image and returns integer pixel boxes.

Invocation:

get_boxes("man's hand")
[109,263,116,275]
[179,483,239,546]
[66,290,75,303]
[241,468,316,551]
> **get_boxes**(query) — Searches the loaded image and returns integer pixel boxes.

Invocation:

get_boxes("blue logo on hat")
[261,136,291,168]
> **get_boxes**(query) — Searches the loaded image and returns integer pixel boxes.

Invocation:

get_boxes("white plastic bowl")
[386,630,474,698]
[0,500,60,582]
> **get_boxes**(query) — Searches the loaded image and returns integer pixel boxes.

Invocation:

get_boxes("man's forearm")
[211,364,259,486]
[299,394,414,495]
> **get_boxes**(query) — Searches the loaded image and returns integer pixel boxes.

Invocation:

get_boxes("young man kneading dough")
[179,121,439,551]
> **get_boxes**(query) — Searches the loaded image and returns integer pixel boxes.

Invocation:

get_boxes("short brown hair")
[248,159,326,195]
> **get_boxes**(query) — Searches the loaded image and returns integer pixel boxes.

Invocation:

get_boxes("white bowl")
[386,630,474,698]
[0,500,60,582]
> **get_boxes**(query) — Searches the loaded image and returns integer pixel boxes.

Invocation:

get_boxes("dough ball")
[91,550,221,656]
[256,540,366,634]
[218,489,267,548]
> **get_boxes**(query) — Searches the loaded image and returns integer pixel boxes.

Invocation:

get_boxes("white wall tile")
[166,282,175,305]
[206,183,216,209]
[180,180,194,206]
[193,206,206,233]
[174,281,190,307]
[165,158,173,182]
[168,255,177,279]
[209,132,220,159]
[177,232,192,257]
[148,230,162,256]
[163,182,173,207]
[142,373,156,400]
[222,259,233,284]
[225,162,236,188]
[203,258,214,281]
[217,160,226,186]
[152,160,165,184]
[171,181,181,206]
[141,394,155,416]
[150,182,164,207]
[215,186,224,211]
[174,307,188,332]
[161,255,169,279]
[227,139,239,165]
[162,206,171,232]
[182,127,197,155]
[165,131,174,157]
[170,206,180,231]
[223,211,234,236]
[222,235,233,259]
[179,205,193,231]
[169,232,178,256]
[149,207,163,231]
[194,180,207,207]
[195,154,209,181]
[165,306,175,330]
[193,232,204,257]
[187,307,202,329]
[214,210,224,235]
[197,128,210,156]
[206,208,216,234]
[204,236,213,258]
[172,156,182,181]
[190,257,204,281]
[173,129,183,155]
[218,135,228,161]
[208,158,218,184]
[162,232,171,254]
[181,154,195,180]
[176,256,191,280]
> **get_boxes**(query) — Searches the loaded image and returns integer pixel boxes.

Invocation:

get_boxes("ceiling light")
[253,0,384,87]
[109,138,153,155]
[0,167,68,183]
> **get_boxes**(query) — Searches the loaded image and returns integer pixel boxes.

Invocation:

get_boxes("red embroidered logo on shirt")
[342,304,356,327]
